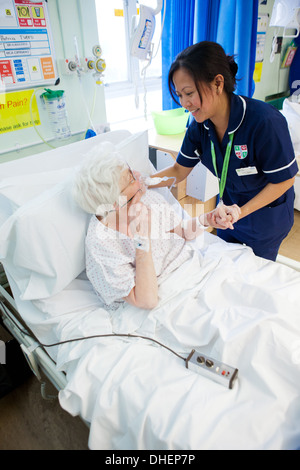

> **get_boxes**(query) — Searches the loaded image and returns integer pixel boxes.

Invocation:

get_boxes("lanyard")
[211,132,234,202]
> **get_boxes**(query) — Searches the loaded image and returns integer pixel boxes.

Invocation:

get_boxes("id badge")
[236,166,258,176]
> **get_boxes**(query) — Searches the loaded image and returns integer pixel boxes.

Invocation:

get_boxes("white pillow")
[0,168,71,211]
[0,131,152,300]
[0,175,89,300]
[0,130,131,180]
[0,130,151,212]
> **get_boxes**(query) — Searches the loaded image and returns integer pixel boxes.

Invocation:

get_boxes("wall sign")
[0,88,40,133]
[0,0,59,91]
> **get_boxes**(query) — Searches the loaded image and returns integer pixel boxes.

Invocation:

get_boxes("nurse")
[152,41,298,261]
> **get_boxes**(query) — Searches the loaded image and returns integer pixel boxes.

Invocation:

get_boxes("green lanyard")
[211,132,234,202]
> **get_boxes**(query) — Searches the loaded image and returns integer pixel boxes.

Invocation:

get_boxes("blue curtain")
[162,0,259,110]
[161,0,196,109]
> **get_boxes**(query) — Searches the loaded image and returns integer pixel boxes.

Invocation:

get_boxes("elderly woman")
[72,142,236,311]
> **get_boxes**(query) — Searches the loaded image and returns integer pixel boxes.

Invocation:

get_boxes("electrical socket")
[274,36,283,54]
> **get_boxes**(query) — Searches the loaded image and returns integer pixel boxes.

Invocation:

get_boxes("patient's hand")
[128,201,151,239]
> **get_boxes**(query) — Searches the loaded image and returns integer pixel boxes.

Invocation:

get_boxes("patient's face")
[119,167,146,206]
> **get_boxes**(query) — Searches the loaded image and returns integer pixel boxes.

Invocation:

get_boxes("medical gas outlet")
[92,45,102,57]
[86,58,106,74]
[60,58,78,75]
[85,44,106,84]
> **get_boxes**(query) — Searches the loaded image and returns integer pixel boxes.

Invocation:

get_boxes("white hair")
[72,141,127,216]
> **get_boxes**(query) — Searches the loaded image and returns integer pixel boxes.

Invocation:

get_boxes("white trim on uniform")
[203,95,246,134]
[263,158,297,174]
[228,96,246,134]
[180,151,199,160]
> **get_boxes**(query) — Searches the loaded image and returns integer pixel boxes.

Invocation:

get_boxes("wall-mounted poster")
[0,0,59,91]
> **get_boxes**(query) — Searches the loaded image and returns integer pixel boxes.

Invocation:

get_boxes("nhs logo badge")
[234,145,248,159]
[0,340,5,364]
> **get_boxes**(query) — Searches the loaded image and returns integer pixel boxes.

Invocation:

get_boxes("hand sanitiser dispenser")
[270,0,300,38]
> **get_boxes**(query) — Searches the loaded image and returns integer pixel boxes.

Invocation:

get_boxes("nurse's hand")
[224,204,241,225]
[208,204,241,230]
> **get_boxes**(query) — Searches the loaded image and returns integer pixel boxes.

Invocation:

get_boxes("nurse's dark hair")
[168,41,238,105]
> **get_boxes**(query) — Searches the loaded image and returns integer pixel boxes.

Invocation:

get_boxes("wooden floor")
[279,210,300,262]
[0,325,89,450]
[0,209,299,450]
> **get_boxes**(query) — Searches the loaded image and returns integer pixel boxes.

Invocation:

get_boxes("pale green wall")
[0,0,107,163]
[253,0,292,102]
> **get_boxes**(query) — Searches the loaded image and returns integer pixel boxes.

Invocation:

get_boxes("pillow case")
[0,168,71,211]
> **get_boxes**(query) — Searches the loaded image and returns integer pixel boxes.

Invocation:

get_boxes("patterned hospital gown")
[85,190,192,310]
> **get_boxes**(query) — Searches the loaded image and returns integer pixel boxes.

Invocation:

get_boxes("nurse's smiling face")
[173,68,219,124]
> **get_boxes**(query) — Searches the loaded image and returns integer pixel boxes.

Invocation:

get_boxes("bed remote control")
[186,350,239,389]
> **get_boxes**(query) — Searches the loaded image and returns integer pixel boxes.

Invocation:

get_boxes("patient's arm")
[170,204,241,239]
[123,202,158,310]
[169,213,211,240]
[124,246,158,309]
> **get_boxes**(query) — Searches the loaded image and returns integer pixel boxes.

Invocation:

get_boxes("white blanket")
[33,236,300,450]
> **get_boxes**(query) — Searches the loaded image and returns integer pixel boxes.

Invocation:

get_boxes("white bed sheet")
[16,232,300,451]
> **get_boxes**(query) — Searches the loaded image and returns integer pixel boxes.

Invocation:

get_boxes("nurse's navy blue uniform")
[177,94,299,261]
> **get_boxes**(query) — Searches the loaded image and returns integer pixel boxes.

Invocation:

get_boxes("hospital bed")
[0,130,300,450]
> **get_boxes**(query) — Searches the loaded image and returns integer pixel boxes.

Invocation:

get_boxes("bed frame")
[0,263,67,399]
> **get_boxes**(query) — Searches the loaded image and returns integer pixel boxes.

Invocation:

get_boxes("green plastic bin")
[152,108,189,135]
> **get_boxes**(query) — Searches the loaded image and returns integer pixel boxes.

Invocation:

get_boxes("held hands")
[208,203,241,230]
[120,191,241,249]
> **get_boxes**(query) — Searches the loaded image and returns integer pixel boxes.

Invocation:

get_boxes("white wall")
[0,0,107,163]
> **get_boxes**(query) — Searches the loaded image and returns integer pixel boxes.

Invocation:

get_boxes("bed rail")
[276,254,300,272]
[0,264,67,396]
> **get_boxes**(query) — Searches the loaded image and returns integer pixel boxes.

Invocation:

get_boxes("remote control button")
[197,356,205,364]
[205,359,214,368]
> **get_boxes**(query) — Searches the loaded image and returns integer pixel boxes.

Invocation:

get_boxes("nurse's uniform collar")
[203,94,246,135]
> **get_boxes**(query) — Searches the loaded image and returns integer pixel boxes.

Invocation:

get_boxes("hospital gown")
[85,190,192,309]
